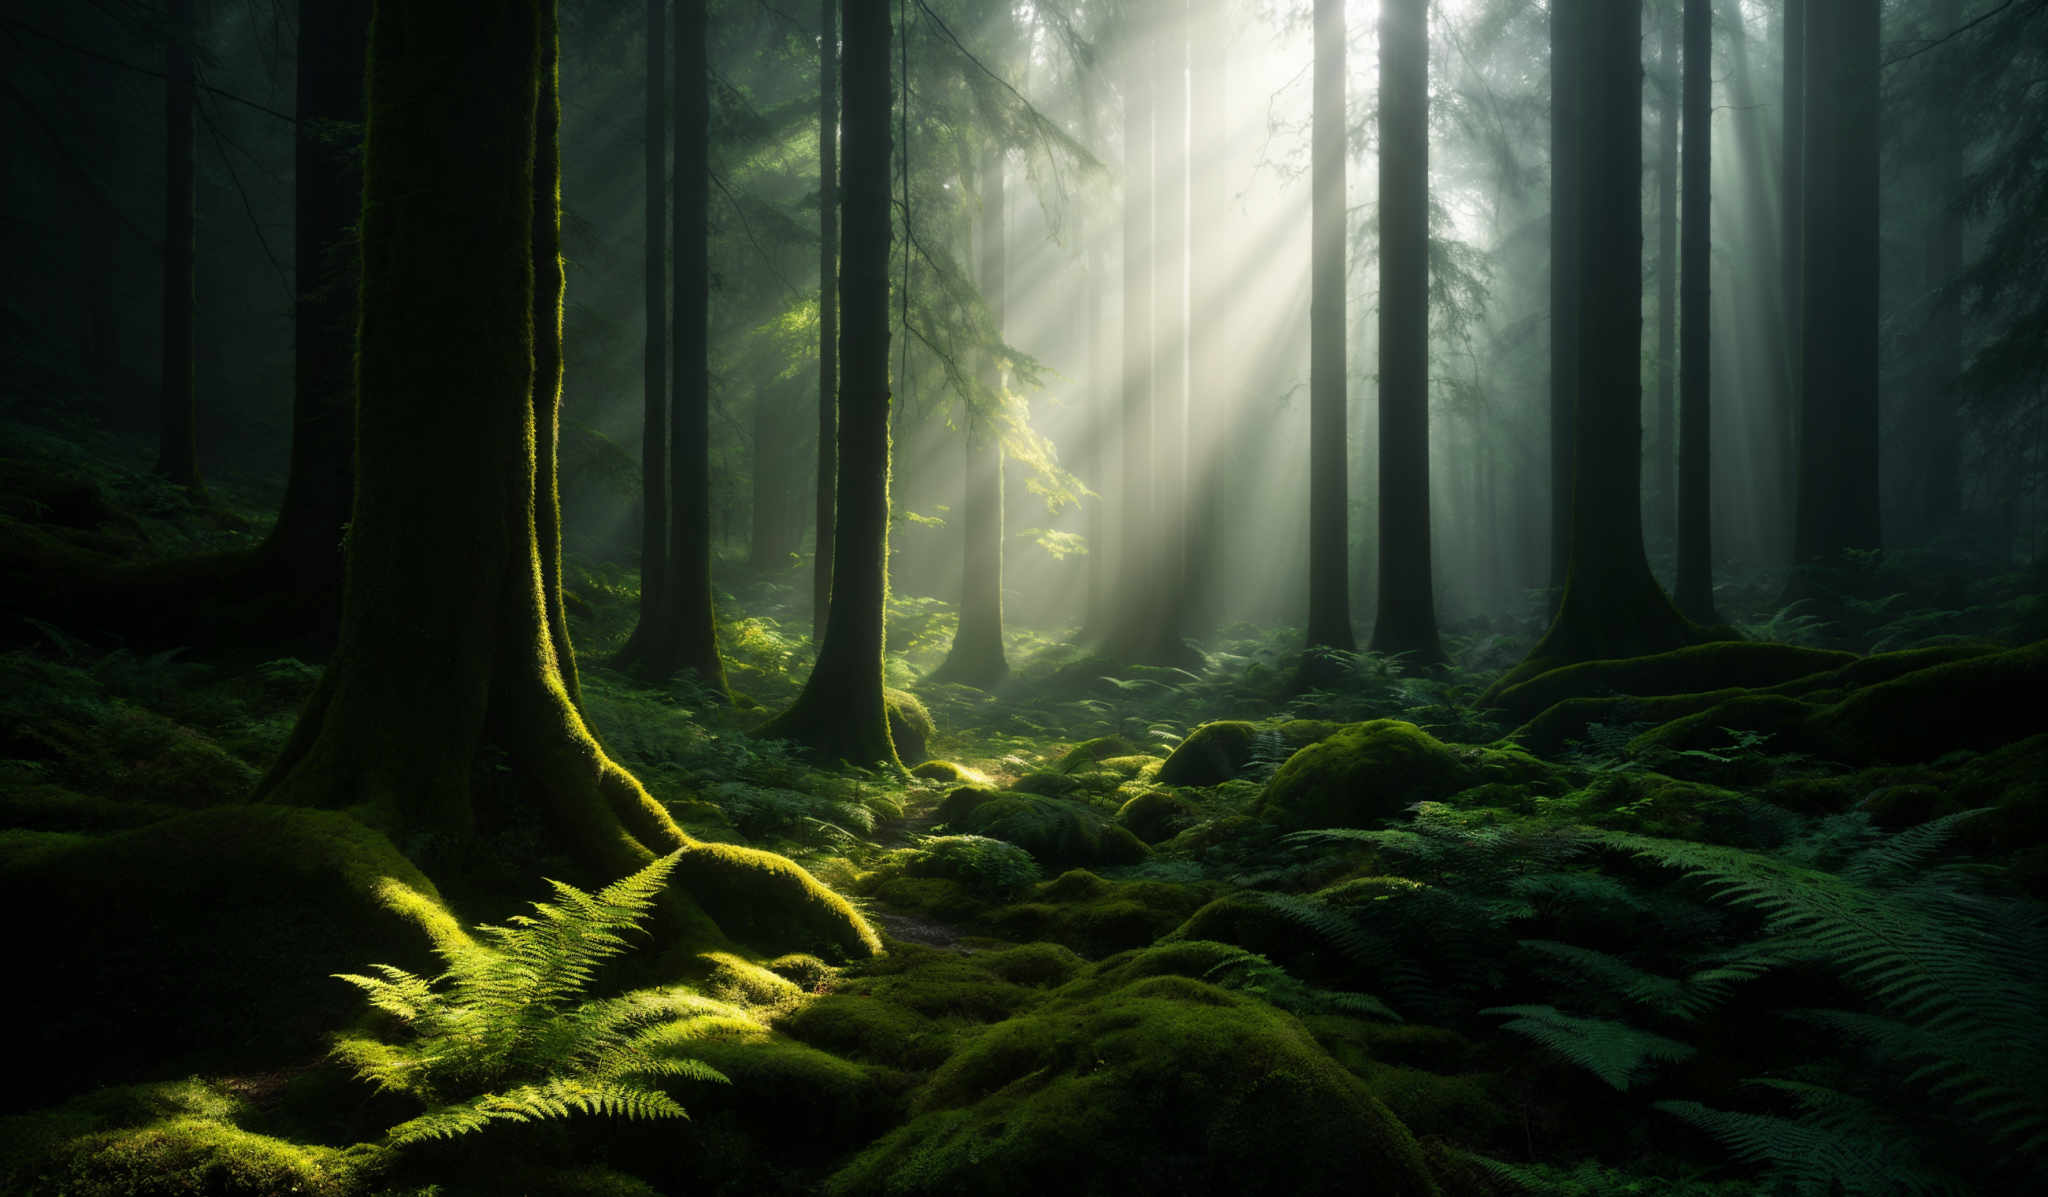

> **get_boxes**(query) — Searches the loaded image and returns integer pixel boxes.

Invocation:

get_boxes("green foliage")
[331,852,728,1147]
[900,834,1042,897]
[1481,1004,1695,1091]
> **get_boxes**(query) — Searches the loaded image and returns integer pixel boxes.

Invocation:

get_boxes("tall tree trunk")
[1792,0,1881,582]
[1652,4,1679,558]
[759,0,897,767]
[1155,0,1189,609]
[1547,0,1583,601]
[1367,0,1443,669]
[1921,0,1962,535]
[1781,0,1805,544]
[157,0,201,491]
[815,0,838,642]
[1183,0,1225,636]
[1675,0,1718,622]
[1110,20,1160,660]
[620,0,670,669]
[934,146,1009,688]
[1721,0,1787,567]
[668,0,728,690]
[1517,0,1692,675]
[264,0,370,637]
[532,19,581,707]
[1302,0,1355,668]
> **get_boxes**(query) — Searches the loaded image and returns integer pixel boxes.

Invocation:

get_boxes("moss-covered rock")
[986,871,1212,957]
[1805,639,2047,764]
[885,688,936,765]
[1485,641,1856,719]
[900,834,1042,897]
[909,759,978,785]
[672,841,883,961]
[933,785,998,825]
[1,806,461,1103]
[779,993,955,1070]
[1098,754,1164,781]
[1006,770,1084,798]
[977,941,1086,987]
[1157,721,1259,786]
[947,793,1149,868]
[825,971,1439,1196]
[1115,788,1199,843]
[1053,734,1137,773]
[1259,719,1549,830]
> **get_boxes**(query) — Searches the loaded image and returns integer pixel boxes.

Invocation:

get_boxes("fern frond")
[1654,1099,1972,1196]
[1483,1004,1695,1090]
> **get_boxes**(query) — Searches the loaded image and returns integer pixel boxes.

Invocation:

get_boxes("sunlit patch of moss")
[985,869,1211,957]
[700,950,808,1012]
[1157,720,1259,785]
[1260,719,1551,830]
[778,994,955,1070]
[909,759,985,786]
[1052,734,1137,772]
[942,793,1149,868]
[1097,754,1163,781]
[1115,788,1199,843]
[838,943,1044,1025]
[765,952,834,990]
[671,841,882,960]
[825,970,1440,1196]
[884,688,936,764]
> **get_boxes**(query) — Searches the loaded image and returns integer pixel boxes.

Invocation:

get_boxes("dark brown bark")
[156,0,200,491]
[815,0,838,642]
[1366,0,1443,670]
[620,0,671,670]
[758,0,897,767]
[1675,0,1718,623]
[1782,0,1805,526]
[1303,0,1355,662]
[1792,0,1881,578]
[1547,0,1582,600]
[1523,0,1692,669]
[1653,5,1679,554]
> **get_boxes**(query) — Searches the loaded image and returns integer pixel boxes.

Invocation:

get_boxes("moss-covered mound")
[885,688,936,765]
[1259,719,1550,830]
[908,759,977,785]
[826,960,1439,1196]
[945,793,1149,868]
[1052,734,1137,773]
[1,806,461,1105]
[1115,788,1199,843]
[671,841,884,961]
[986,869,1211,957]
[1157,721,1258,786]
[1486,641,1858,720]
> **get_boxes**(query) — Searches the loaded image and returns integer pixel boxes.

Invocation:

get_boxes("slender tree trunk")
[1183,0,1225,636]
[1653,5,1679,558]
[1792,0,1881,581]
[668,0,728,690]
[815,0,838,642]
[1302,0,1355,667]
[935,146,1009,688]
[265,0,369,635]
[1155,0,1189,608]
[1921,0,1962,534]
[620,0,671,669]
[157,0,201,491]
[1781,0,1805,547]
[1517,0,1692,674]
[759,0,897,767]
[532,22,581,707]
[1547,0,1582,601]
[1367,0,1443,670]
[1111,22,1160,660]
[1675,0,1718,623]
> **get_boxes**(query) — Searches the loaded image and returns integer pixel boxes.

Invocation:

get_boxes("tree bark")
[1546,0,1582,603]
[1792,0,1881,581]
[1653,5,1679,557]
[815,0,838,642]
[157,0,201,492]
[619,0,671,671]
[758,0,898,767]
[1366,0,1443,670]
[1781,0,1805,542]
[1302,0,1355,668]
[1921,0,1962,534]
[1675,0,1718,622]
[934,146,1009,688]
[1520,0,1693,672]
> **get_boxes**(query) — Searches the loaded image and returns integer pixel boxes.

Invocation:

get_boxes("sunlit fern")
[332,851,728,1146]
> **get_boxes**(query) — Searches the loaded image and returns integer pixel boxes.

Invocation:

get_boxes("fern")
[1654,1096,1972,1196]
[1482,1004,1695,1090]
[333,851,728,1145]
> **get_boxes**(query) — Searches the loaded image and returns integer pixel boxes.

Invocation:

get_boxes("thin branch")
[0,14,296,123]
[1883,0,2037,68]
[195,81,293,305]
[708,169,803,303]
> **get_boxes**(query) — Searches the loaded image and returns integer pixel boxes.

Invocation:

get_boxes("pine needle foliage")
[332,851,729,1146]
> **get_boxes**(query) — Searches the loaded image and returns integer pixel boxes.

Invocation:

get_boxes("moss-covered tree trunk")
[1301,0,1355,674]
[156,0,201,493]
[1546,0,1582,602]
[1365,0,1444,672]
[814,0,838,643]
[1516,0,1693,677]
[618,0,670,673]
[756,0,898,768]
[1674,0,1718,624]
[934,146,1009,689]
[260,0,676,881]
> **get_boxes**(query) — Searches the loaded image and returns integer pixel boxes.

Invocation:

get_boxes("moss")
[1115,788,1199,843]
[948,793,1150,868]
[825,973,1439,1196]
[0,781,183,834]
[885,688,936,764]
[900,834,1041,896]
[840,945,1041,1024]
[977,941,1085,986]
[1508,688,1751,756]
[701,949,809,1011]
[1485,641,1856,719]
[1259,720,1549,830]
[1006,770,1083,798]
[779,994,955,1070]
[909,759,980,785]
[1359,1062,1512,1144]
[1052,734,1137,773]
[986,873,1210,957]
[765,952,834,990]
[1804,639,2048,764]
[1165,894,1351,983]
[1157,721,1259,786]
[672,841,882,961]
[1,806,461,1101]
[932,785,998,825]
[1553,773,1786,847]
[1097,754,1164,781]
[866,874,989,923]
[1626,694,1818,758]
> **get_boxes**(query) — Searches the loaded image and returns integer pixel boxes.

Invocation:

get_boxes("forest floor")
[2,411,2045,1196]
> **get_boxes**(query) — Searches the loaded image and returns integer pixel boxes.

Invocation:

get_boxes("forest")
[0,0,2043,1193]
